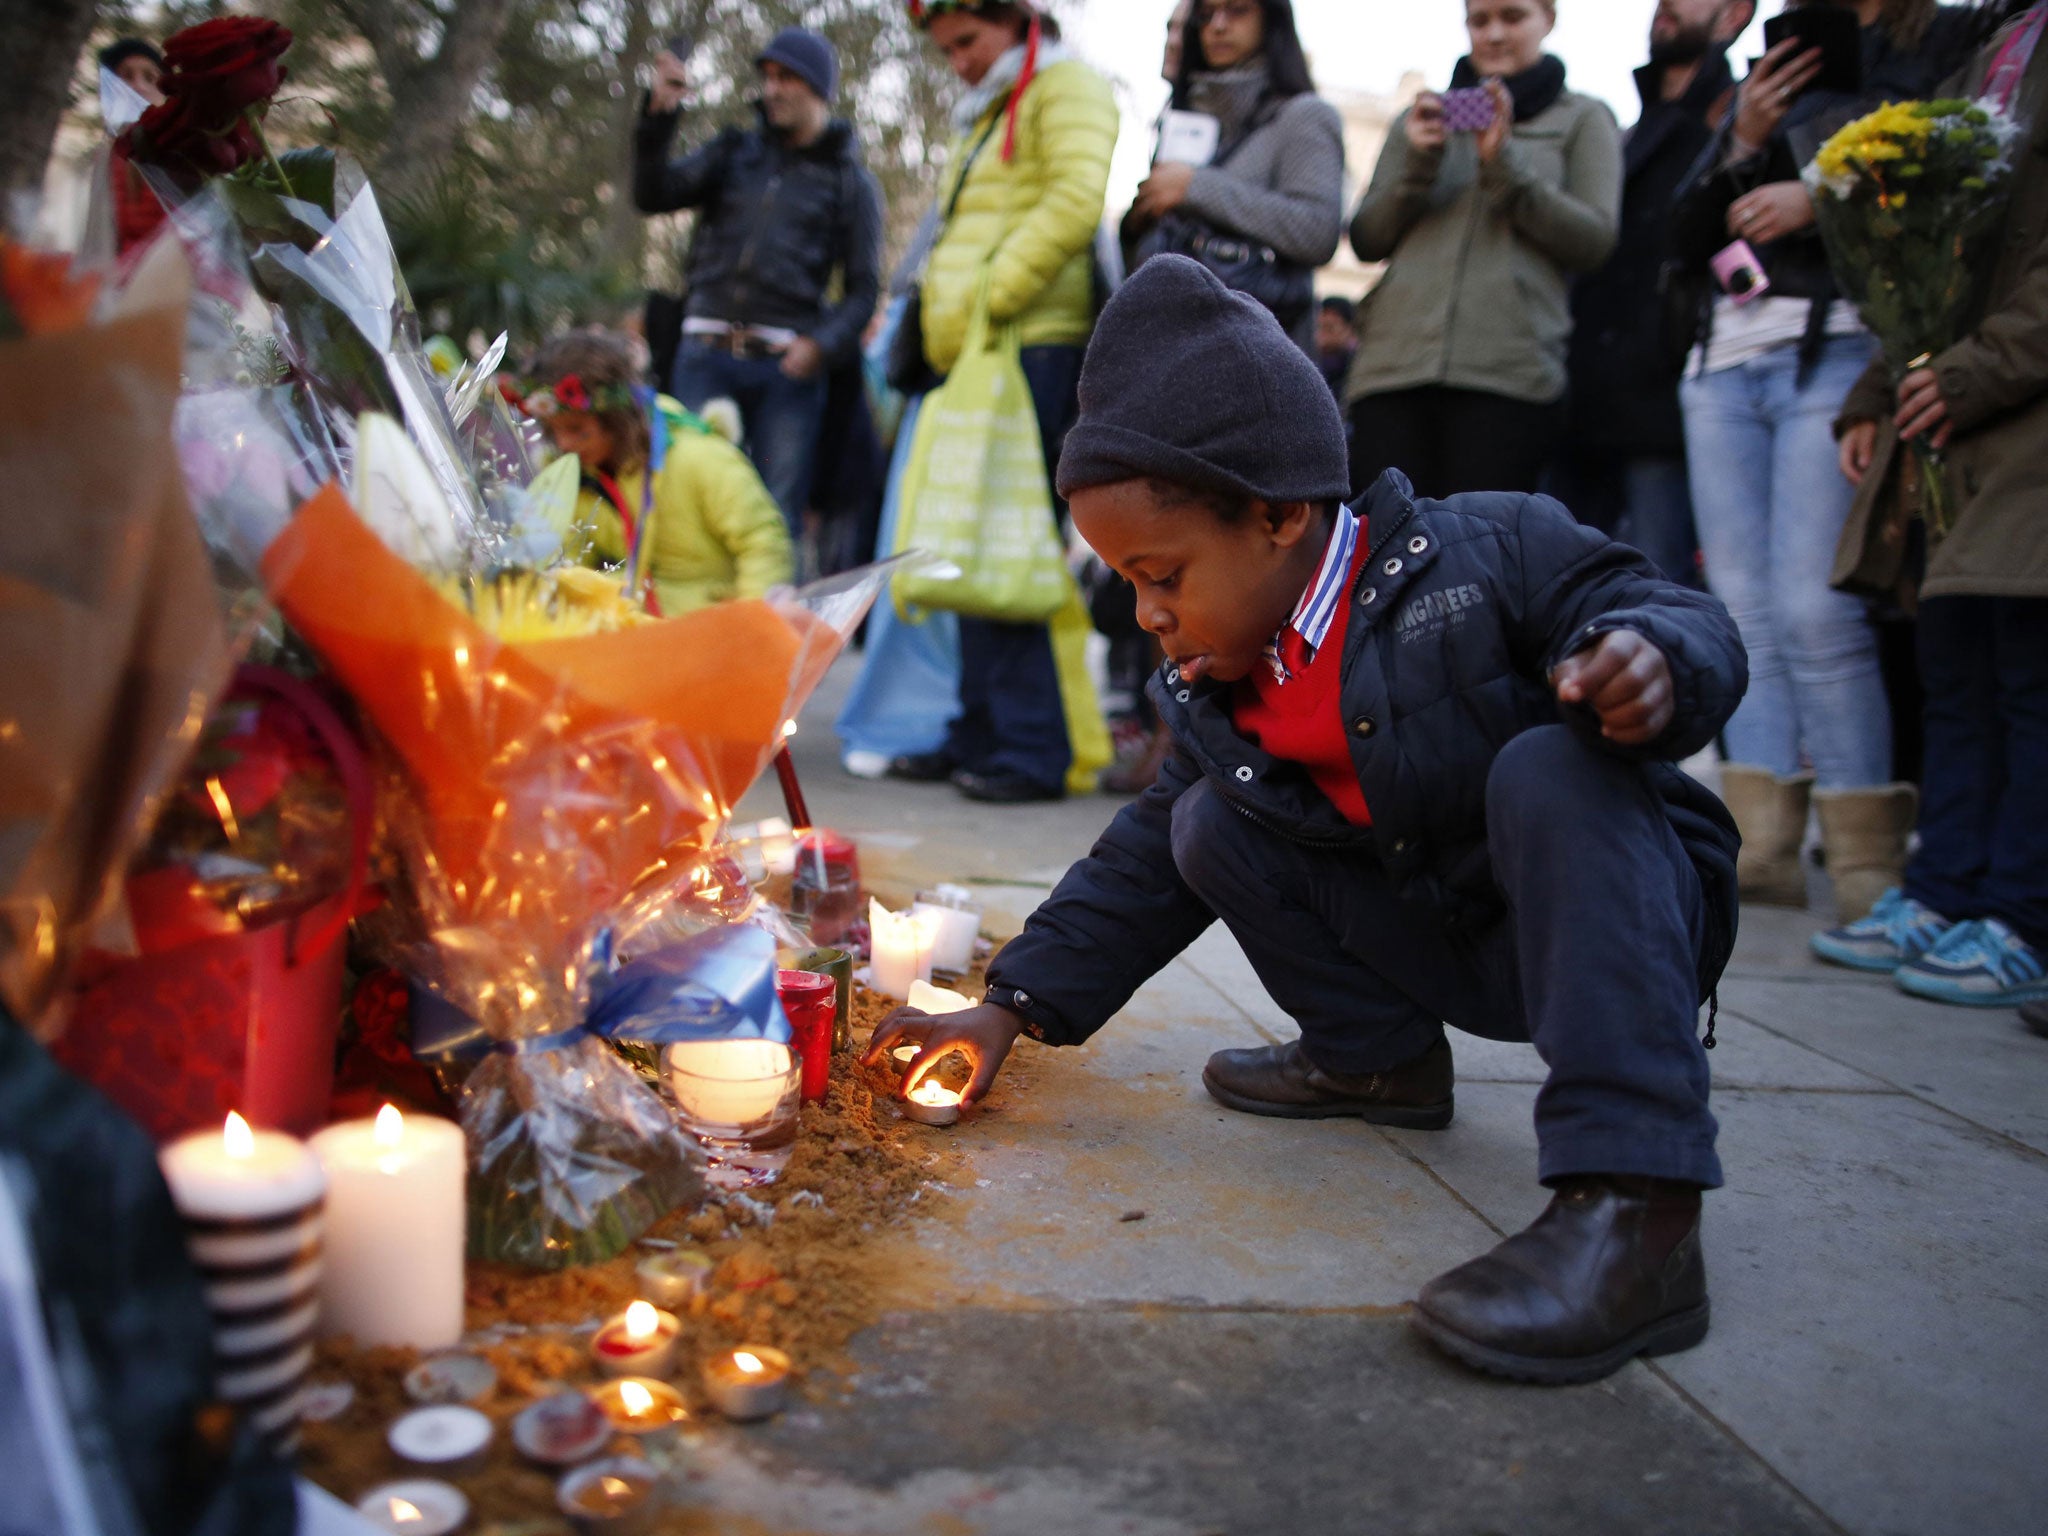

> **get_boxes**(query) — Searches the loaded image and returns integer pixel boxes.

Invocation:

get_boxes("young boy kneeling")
[869,256,1747,1385]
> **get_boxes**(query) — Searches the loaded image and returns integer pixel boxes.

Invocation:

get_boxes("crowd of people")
[97,0,2047,1020]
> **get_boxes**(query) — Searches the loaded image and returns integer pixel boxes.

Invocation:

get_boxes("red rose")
[160,16,294,119]
[126,96,264,182]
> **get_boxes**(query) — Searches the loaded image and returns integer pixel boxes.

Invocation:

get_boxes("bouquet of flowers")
[1805,99,2018,535]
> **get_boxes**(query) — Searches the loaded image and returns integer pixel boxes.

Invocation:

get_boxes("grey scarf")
[1186,57,1272,146]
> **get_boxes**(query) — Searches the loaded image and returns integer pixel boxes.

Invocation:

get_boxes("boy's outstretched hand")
[861,1002,1026,1105]
[1551,630,1674,746]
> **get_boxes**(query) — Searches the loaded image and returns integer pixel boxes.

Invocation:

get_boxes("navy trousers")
[670,340,828,536]
[1906,597,2048,950]
[1170,725,1723,1189]
[940,344,1085,792]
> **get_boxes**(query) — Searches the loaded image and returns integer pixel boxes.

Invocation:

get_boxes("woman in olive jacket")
[1343,0,1621,499]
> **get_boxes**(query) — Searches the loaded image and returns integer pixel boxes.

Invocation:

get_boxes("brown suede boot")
[1719,764,1814,908]
[1813,783,1918,923]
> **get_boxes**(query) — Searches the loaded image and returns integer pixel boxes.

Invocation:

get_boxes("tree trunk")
[600,0,660,276]
[0,0,101,200]
[356,0,519,194]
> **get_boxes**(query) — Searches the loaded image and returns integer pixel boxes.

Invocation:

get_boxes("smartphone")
[1440,87,1498,134]
[1761,9,1862,97]
[1711,239,1772,306]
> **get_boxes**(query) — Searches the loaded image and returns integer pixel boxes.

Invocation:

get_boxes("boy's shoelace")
[1917,919,2046,984]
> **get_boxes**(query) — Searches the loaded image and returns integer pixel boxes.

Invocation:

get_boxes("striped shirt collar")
[1264,506,1360,684]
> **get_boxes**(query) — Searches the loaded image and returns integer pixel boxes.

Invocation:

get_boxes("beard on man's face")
[1648,18,1718,67]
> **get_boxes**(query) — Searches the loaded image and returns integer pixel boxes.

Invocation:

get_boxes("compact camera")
[1710,239,1772,306]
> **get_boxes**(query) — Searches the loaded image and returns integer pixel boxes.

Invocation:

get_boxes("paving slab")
[701,1308,1836,1536]
[1382,1081,2048,1536]
[1717,974,2048,1154]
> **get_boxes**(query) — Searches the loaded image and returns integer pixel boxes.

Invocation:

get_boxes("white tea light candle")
[902,1079,963,1128]
[558,1457,660,1535]
[702,1346,791,1421]
[591,1300,680,1380]
[388,1404,493,1475]
[635,1248,713,1308]
[309,1106,465,1350]
[589,1376,688,1437]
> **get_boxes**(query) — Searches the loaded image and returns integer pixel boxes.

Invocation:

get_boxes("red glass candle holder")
[775,968,837,1103]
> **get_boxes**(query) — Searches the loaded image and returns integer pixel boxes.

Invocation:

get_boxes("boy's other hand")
[862,1002,1027,1104]
[1551,630,1674,747]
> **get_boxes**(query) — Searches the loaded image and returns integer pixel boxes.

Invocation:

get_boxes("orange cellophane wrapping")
[261,485,836,1032]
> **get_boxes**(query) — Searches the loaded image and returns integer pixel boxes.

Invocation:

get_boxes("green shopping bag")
[892,281,1070,623]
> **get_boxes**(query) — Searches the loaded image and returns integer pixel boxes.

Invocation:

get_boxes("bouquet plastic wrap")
[260,484,889,1265]
[1806,98,2018,535]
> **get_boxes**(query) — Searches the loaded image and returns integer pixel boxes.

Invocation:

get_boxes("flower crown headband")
[517,372,641,419]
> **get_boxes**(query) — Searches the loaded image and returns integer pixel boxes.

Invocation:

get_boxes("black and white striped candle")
[159,1113,326,1454]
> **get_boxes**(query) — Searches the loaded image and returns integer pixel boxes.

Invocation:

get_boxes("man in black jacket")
[1553,0,1753,588]
[868,257,1749,1386]
[634,28,883,536]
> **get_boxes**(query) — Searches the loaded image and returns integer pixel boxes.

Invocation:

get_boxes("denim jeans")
[1169,726,1724,1188]
[939,345,1086,792]
[1680,336,1891,786]
[1906,598,2048,950]
[669,339,828,535]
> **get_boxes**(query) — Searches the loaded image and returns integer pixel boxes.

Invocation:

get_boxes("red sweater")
[1231,526,1373,825]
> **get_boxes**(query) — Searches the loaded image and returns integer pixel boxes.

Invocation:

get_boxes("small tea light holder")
[404,1352,496,1406]
[902,1078,963,1128]
[388,1404,493,1476]
[589,1377,689,1438]
[513,1390,615,1469]
[557,1456,661,1535]
[355,1479,469,1536]
[635,1249,714,1309]
[702,1346,792,1422]
[592,1301,680,1380]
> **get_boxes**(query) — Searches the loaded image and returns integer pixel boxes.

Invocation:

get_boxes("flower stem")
[248,109,295,200]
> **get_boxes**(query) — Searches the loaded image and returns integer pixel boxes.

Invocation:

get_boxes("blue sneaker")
[1811,888,1952,973]
[1894,919,2048,1008]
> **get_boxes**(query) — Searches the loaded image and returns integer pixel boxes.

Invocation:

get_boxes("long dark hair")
[1966,0,2036,45]
[1170,0,1317,108]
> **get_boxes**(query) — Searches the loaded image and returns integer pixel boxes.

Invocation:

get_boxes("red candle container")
[776,968,838,1103]
[790,829,861,946]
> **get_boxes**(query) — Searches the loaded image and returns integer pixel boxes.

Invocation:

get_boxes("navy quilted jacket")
[986,471,1747,1046]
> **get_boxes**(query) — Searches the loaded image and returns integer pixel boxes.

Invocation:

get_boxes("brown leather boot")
[1411,1176,1709,1385]
[1201,1037,1453,1128]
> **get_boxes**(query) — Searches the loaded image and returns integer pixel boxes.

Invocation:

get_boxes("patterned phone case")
[1441,87,1497,134]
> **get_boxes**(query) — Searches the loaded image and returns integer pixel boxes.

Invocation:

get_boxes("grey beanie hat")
[757,27,838,102]
[1056,256,1352,508]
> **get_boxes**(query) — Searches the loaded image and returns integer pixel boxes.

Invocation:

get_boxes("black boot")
[1410,1176,1708,1385]
[1201,1037,1453,1128]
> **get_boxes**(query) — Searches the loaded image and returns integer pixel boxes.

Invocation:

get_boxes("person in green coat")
[523,331,793,616]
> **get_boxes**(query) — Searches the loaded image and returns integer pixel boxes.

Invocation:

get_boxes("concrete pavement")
[692,657,2048,1536]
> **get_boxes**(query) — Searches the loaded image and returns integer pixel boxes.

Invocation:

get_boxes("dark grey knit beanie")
[1056,255,1351,507]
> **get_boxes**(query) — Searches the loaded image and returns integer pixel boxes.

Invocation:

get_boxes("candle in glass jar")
[308,1105,465,1350]
[591,1300,680,1379]
[664,1039,795,1126]
[868,900,939,1001]
[702,1346,791,1421]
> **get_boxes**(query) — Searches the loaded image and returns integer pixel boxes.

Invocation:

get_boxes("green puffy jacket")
[580,402,793,615]
[922,57,1119,376]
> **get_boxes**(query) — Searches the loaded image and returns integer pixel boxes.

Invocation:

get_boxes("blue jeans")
[939,345,1086,791]
[1170,726,1725,1188]
[1680,337,1891,786]
[1906,598,2048,950]
[670,339,828,534]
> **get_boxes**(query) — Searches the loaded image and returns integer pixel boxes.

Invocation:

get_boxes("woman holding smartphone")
[1668,0,1976,918]
[1342,0,1621,498]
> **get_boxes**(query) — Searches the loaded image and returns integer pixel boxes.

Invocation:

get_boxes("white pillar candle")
[911,897,981,977]
[906,979,974,1016]
[308,1105,466,1350]
[159,1113,327,1449]
[869,900,939,1001]
[664,1039,795,1128]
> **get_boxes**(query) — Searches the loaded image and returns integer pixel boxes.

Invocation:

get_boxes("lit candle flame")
[909,1079,961,1108]
[374,1103,404,1148]
[600,1476,634,1498]
[624,1301,659,1341]
[734,1350,764,1375]
[388,1497,422,1524]
[223,1111,254,1159]
[619,1380,654,1416]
